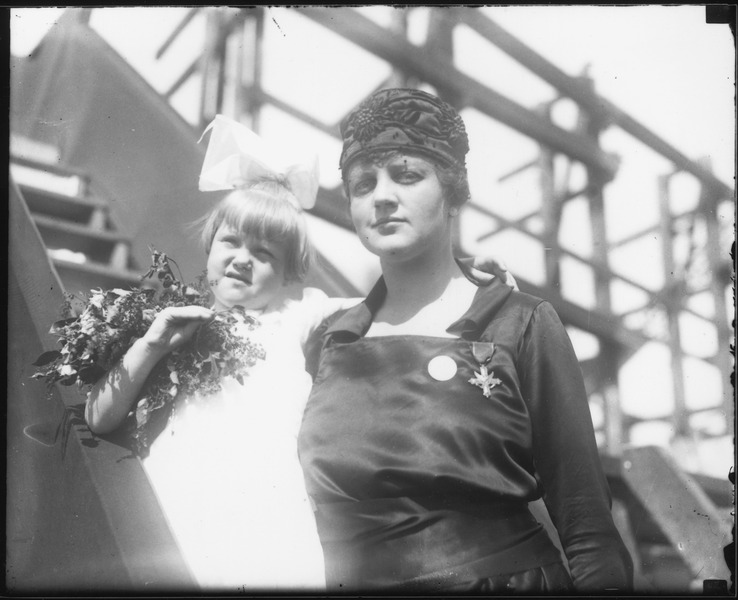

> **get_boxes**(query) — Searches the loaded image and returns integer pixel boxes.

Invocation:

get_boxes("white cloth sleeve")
[296,288,362,350]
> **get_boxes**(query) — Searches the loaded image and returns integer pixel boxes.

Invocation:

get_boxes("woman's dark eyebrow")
[390,159,426,172]
[347,167,373,181]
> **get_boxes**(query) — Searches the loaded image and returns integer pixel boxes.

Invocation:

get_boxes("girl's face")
[207,224,287,311]
[346,154,451,262]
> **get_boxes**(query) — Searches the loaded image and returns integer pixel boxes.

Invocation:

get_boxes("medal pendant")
[468,342,501,398]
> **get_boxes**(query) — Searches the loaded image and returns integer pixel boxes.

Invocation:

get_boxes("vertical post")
[536,103,561,290]
[588,181,610,309]
[214,17,228,121]
[199,9,223,130]
[251,8,265,132]
[385,8,411,89]
[600,344,624,455]
[223,14,246,119]
[698,159,734,435]
[236,9,263,131]
[425,8,466,248]
[578,74,623,454]
[426,8,460,105]
[658,174,689,437]
[76,7,93,25]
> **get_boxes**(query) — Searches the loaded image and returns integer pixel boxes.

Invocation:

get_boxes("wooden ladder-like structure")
[11,145,146,295]
[602,448,733,592]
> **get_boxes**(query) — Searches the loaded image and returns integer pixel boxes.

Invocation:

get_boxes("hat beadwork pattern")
[339,88,470,171]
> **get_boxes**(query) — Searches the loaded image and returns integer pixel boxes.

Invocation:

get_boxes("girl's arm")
[320,296,363,314]
[85,306,214,435]
[296,290,362,351]
[457,256,519,290]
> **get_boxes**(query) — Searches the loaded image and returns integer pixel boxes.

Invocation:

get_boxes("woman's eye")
[350,178,375,195]
[397,170,421,183]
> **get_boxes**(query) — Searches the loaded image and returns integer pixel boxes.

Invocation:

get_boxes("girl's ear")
[281,269,294,287]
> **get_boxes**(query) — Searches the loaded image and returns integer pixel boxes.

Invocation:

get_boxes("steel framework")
[153,7,733,455]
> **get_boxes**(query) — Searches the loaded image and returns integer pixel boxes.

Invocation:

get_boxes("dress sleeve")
[296,288,362,350]
[518,301,633,591]
[302,308,345,380]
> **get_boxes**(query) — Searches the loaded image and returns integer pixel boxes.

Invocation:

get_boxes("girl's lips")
[226,273,251,285]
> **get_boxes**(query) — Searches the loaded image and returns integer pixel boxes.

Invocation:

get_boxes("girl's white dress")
[141,287,335,592]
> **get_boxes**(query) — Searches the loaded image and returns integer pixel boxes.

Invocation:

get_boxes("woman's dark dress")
[298,276,633,592]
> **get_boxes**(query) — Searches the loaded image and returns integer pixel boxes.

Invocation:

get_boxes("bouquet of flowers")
[32,248,266,456]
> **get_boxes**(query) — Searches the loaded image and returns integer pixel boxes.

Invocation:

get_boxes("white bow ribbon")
[198,114,319,210]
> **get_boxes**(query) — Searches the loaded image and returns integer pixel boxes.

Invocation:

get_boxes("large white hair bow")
[198,114,319,210]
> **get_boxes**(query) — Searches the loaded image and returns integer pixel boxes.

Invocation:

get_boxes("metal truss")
[150,6,734,453]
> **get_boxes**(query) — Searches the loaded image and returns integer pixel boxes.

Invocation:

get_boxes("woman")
[298,88,634,593]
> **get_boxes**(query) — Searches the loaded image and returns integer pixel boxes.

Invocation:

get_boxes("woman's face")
[346,154,451,262]
[206,224,287,311]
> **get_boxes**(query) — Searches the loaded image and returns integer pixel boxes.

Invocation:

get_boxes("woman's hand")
[141,306,215,358]
[458,257,519,290]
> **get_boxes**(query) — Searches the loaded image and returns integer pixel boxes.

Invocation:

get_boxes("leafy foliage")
[32,247,266,456]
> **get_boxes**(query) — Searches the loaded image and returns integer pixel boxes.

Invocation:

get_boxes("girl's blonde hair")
[197,176,314,283]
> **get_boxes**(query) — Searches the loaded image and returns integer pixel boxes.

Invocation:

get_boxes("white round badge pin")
[427,355,458,381]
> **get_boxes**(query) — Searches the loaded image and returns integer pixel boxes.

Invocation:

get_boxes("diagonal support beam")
[466,201,716,326]
[155,7,202,60]
[515,278,650,355]
[294,7,620,181]
[621,446,732,581]
[459,11,734,200]
[310,186,354,231]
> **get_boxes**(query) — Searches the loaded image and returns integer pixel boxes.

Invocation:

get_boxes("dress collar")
[323,272,513,341]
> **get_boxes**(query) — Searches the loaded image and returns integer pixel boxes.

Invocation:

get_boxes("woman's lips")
[373,217,404,227]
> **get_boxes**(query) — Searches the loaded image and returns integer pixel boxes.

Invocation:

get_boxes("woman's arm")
[518,302,633,591]
[85,306,214,435]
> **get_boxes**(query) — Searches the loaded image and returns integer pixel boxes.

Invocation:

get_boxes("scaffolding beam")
[294,7,620,181]
[458,10,733,200]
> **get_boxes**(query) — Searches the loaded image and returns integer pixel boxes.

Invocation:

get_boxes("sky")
[10,6,735,477]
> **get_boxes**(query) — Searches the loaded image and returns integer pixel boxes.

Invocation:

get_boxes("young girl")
[86,175,350,591]
[85,116,515,592]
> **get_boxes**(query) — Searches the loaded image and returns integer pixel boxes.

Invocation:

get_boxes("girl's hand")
[458,256,519,290]
[86,305,214,436]
[141,306,215,357]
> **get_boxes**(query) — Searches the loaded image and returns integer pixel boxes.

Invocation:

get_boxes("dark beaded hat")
[339,88,470,174]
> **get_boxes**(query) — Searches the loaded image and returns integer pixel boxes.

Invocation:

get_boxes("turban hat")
[339,88,469,174]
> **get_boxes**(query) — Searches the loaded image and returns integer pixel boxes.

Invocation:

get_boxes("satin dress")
[298,277,633,593]
[141,288,331,592]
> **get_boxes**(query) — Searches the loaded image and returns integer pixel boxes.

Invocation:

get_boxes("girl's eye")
[220,235,240,247]
[254,248,274,260]
[250,243,277,260]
